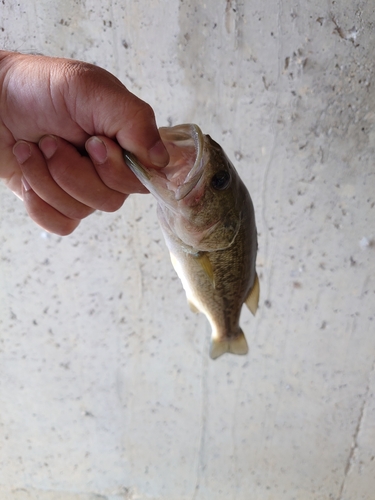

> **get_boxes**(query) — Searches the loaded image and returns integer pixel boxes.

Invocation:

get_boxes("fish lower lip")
[124,124,206,203]
[159,124,205,200]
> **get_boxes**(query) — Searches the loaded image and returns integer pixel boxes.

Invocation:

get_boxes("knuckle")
[133,101,156,124]
[65,205,94,220]
[55,221,79,236]
[98,193,127,213]
[25,198,80,236]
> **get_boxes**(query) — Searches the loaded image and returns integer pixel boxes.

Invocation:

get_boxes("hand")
[0,51,169,234]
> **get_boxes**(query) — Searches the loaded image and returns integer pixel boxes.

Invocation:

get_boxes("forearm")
[0,49,17,62]
[0,51,14,96]
[0,50,22,82]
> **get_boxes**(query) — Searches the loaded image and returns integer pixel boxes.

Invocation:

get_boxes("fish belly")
[167,234,254,359]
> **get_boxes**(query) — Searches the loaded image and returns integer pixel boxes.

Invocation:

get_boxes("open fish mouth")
[123,124,205,207]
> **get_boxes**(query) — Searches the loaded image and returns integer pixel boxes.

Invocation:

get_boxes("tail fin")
[210,329,249,360]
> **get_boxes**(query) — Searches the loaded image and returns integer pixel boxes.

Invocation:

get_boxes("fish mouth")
[123,124,205,208]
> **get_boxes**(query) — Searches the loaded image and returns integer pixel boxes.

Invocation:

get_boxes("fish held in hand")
[124,124,259,359]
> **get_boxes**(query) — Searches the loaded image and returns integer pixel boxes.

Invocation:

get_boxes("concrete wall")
[1,1,375,499]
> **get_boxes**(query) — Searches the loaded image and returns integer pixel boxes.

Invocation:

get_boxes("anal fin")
[245,272,260,316]
[210,330,249,360]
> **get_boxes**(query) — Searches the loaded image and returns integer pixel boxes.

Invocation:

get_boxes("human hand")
[0,51,169,234]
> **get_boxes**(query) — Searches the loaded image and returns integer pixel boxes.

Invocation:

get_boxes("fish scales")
[161,187,257,357]
[124,124,259,359]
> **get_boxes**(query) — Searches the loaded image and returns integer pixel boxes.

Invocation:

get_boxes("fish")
[124,124,259,359]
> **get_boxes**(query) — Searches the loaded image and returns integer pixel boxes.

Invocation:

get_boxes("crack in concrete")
[232,368,246,500]
[192,341,209,500]
[259,0,283,320]
[337,359,375,500]
[337,399,365,500]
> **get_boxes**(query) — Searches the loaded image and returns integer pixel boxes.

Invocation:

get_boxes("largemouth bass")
[124,124,259,359]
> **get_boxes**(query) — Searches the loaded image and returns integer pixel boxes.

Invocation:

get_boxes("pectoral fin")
[169,253,179,274]
[170,252,201,313]
[245,272,260,316]
[188,300,200,313]
[210,330,249,360]
[195,253,215,288]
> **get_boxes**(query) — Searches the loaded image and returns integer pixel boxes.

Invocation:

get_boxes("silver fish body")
[124,124,259,359]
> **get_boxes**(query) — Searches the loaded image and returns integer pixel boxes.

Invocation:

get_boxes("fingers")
[15,139,96,218]
[85,135,149,194]
[21,179,81,235]
[13,140,91,235]
[37,135,127,212]
[12,136,131,235]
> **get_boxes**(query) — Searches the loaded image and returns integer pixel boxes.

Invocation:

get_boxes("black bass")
[124,124,259,359]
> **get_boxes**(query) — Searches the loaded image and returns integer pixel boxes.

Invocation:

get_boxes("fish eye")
[211,170,231,190]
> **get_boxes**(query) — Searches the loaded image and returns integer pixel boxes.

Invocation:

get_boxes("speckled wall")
[1,1,375,499]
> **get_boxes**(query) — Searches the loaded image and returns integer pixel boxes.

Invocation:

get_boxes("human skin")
[0,51,169,235]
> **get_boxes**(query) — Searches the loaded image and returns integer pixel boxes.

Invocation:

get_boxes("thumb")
[66,63,170,168]
[113,93,170,168]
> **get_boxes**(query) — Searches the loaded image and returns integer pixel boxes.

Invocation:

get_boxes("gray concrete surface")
[1,1,375,499]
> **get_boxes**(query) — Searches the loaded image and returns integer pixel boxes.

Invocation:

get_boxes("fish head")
[124,124,246,252]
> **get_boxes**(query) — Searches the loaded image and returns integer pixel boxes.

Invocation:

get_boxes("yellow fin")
[169,253,179,273]
[245,272,260,316]
[210,330,249,360]
[195,253,215,288]
[188,300,200,313]
[170,252,201,313]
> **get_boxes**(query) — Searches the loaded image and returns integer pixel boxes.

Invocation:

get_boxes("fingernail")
[13,141,31,164]
[148,140,169,168]
[22,176,31,192]
[86,137,108,164]
[39,135,58,159]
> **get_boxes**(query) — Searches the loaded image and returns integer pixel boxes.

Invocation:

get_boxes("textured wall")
[1,1,375,499]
